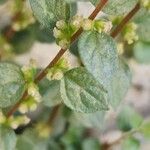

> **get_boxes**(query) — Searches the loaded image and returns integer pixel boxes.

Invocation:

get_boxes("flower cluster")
[19,97,38,114]
[46,57,69,81]
[10,0,35,31]
[53,15,112,49]
[21,59,41,112]
[53,20,71,49]
[141,0,150,10]
[21,59,37,81]
[0,110,30,129]
[123,22,139,44]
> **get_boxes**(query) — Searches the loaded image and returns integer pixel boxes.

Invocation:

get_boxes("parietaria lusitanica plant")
[0,0,150,149]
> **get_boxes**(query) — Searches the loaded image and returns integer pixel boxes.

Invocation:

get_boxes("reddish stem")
[111,3,140,38]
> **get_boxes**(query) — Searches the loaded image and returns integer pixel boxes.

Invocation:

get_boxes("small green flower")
[21,59,37,82]
[58,39,70,49]
[94,20,105,33]
[9,116,30,129]
[123,22,139,44]
[82,19,94,31]
[141,0,150,10]
[53,27,63,39]
[18,97,38,114]
[56,20,67,29]
[27,83,41,102]
[70,15,84,28]
[52,69,64,80]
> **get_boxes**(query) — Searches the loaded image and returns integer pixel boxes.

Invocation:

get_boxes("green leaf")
[117,106,143,132]
[29,0,70,29]
[82,138,100,150]
[0,62,25,108]
[90,0,138,16]
[60,67,108,113]
[32,23,55,43]
[16,129,50,150]
[108,58,131,108]
[72,111,105,129]
[78,31,118,87]
[41,80,62,107]
[140,121,150,139]
[10,27,35,54]
[70,39,79,56]
[78,31,131,108]
[0,126,17,150]
[134,41,150,64]
[78,31,118,93]
[121,137,140,150]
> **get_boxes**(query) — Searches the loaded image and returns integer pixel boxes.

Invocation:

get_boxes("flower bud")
[82,19,93,31]
[29,103,37,112]
[34,92,42,103]
[53,27,63,39]
[58,57,70,69]
[46,70,53,81]
[56,20,67,29]
[28,83,41,102]
[52,69,64,80]
[21,59,37,82]
[71,15,83,28]
[103,21,113,33]
[94,20,105,33]
[124,23,138,44]
[141,0,150,9]
[19,103,28,114]
[58,39,70,49]
[10,116,30,129]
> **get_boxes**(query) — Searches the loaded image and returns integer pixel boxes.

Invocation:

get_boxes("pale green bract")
[0,126,17,150]
[29,0,70,29]
[60,67,108,113]
[0,62,25,108]
[90,0,138,15]
[78,31,131,108]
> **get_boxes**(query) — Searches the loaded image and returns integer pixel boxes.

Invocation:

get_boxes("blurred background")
[0,0,150,150]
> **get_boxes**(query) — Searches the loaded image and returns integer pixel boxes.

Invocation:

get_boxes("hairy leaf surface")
[0,62,25,108]
[60,67,108,113]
